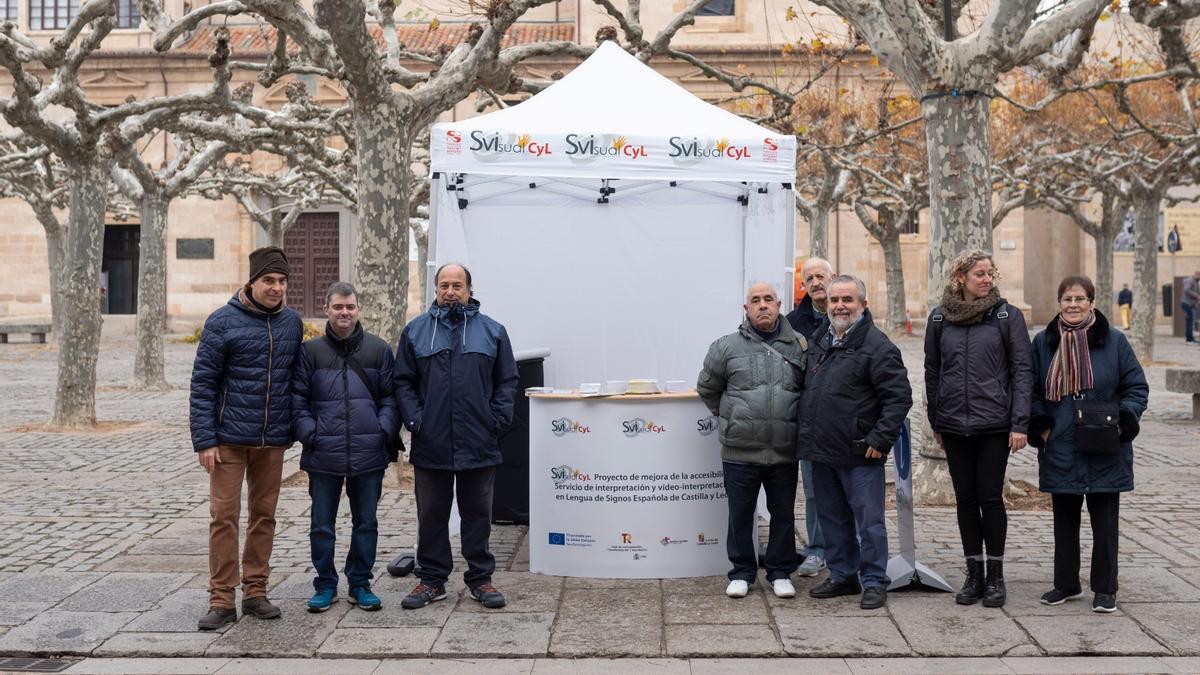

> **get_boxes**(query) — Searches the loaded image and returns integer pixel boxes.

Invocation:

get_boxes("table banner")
[529,395,730,578]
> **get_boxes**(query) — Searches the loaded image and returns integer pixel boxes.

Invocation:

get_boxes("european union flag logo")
[548,532,566,546]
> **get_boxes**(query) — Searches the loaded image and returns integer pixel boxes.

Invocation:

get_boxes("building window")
[698,0,735,16]
[115,0,138,28]
[28,0,136,29]
[29,0,75,30]
[1,0,16,22]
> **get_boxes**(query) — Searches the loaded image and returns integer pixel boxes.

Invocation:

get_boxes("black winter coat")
[393,299,519,471]
[1029,311,1148,494]
[924,299,1033,436]
[291,322,401,477]
[797,310,913,467]
[785,294,826,341]
[189,290,304,451]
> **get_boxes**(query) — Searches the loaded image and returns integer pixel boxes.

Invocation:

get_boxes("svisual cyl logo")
[696,415,717,436]
[564,133,649,160]
[622,418,666,437]
[550,465,590,481]
[668,136,752,161]
[552,417,590,436]
[469,130,553,157]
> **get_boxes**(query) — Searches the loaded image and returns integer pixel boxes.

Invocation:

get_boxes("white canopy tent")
[428,41,798,388]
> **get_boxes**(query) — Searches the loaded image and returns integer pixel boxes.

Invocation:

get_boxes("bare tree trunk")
[880,231,907,335]
[414,224,428,309]
[267,211,286,248]
[38,215,68,343]
[353,107,413,345]
[1128,192,1160,362]
[1093,228,1115,319]
[132,190,170,391]
[923,95,994,309]
[51,159,110,428]
[809,207,829,260]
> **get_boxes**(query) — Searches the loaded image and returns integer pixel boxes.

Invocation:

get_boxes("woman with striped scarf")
[1029,275,1148,614]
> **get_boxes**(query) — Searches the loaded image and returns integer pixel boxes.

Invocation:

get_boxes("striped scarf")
[1046,311,1096,401]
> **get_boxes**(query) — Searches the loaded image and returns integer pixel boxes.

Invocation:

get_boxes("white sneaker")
[772,578,796,598]
[797,555,826,577]
[725,580,750,598]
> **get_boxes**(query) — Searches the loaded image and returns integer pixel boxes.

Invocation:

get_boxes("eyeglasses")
[1060,296,1091,305]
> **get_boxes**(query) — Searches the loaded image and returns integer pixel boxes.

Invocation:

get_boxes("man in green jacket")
[697,282,808,599]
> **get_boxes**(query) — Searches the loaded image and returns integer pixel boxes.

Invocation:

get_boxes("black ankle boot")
[983,559,1007,607]
[956,559,985,605]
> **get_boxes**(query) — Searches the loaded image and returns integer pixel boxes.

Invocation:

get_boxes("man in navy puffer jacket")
[190,246,303,631]
[394,263,518,610]
[292,282,400,613]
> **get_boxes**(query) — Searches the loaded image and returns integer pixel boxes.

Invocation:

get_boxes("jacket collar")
[231,287,285,317]
[1044,309,1110,351]
[739,315,800,345]
[325,320,364,354]
[428,297,481,324]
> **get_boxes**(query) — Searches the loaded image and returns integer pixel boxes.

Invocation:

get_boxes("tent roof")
[430,41,796,182]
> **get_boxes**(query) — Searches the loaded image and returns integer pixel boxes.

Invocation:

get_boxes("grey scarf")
[939,284,1001,325]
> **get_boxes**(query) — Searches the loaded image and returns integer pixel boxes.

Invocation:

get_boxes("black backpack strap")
[325,336,379,403]
[931,309,944,347]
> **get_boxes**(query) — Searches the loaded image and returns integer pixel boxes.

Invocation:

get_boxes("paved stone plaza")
[0,331,1197,668]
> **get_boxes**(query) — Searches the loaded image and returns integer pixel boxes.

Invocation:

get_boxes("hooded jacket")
[1029,310,1148,494]
[393,298,519,471]
[924,298,1033,436]
[797,310,913,467]
[696,317,808,465]
[189,289,304,451]
[291,321,400,476]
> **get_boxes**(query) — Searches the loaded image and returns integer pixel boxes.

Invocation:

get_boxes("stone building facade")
[1,0,1196,331]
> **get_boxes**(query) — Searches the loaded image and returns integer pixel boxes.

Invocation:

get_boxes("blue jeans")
[722,460,799,583]
[1184,303,1196,342]
[811,461,890,588]
[800,459,825,558]
[308,469,384,592]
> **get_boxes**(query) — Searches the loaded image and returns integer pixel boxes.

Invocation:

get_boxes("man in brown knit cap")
[190,246,304,630]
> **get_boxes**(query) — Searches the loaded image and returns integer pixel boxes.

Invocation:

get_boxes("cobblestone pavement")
[0,331,1196,660]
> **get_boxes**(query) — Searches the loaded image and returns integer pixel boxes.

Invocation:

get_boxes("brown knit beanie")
[248,246,290,282]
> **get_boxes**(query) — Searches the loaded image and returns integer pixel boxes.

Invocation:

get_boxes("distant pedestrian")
[924,249,1033,608]
[1030,275,1148,614]
[189,246,303,631]
[1117,284,1132,331]
[292,282,400,614]
[1182,270,1199,344]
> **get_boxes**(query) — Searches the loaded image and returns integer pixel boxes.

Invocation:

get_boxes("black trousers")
[722,460,799,583]
[414,465,496,589]
[1052,492,1120,594]
[943,432,1010,557]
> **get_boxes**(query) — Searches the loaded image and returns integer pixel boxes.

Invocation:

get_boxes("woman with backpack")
[1029,275,1147,613]
[924,249,1034,608]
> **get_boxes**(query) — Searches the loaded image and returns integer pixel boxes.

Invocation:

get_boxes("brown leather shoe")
[197,606,237,631]
[241,596,282,619]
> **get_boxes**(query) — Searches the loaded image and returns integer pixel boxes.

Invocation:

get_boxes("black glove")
[1118,408,1140,443]
[1029,414,1054,448]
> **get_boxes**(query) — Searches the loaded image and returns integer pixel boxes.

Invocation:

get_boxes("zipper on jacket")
[262,314,273,447]
[218,387,228,425]
[962,326,970,428]
[765,344,774,455]
[342,359,352,476]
